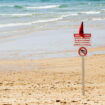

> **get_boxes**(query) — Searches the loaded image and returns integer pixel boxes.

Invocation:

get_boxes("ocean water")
[0,0,105,30]
[0,0,105,59]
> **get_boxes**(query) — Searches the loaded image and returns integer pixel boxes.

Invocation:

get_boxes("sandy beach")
[0,22,105,105]
[0,52,105,105]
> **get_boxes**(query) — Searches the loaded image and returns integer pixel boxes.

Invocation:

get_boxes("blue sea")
[0,0,105,59]
[0,0,105,30]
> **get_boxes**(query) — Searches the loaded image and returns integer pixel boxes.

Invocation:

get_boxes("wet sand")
[0,53,105,105]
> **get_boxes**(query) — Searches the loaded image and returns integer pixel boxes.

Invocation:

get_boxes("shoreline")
[0,45,104,60]
[0,27,105,60]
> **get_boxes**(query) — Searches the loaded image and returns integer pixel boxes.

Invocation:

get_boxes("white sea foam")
[0,13,32,17]
[80,11,100,14]
[26,5,60,9]
[92,18,105,21]
[0,13,77,17]
[0,13,43,17]
[0,4,59,9]
[0,14,74,28]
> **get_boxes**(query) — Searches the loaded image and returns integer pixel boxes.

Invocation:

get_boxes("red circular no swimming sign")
[78,47,87,56]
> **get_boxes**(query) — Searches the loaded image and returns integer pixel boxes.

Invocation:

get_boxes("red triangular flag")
[79,22,84,38]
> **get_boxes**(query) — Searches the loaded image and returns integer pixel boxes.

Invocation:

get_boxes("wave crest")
[0,4,69,10]
[14,5,24,9]
[80,11,100,15]
[0,14,76,28]
[0,13,42,17]
[59,4,69,8]
[26,5,60,9]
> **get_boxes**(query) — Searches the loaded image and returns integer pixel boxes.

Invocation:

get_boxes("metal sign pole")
[74,22,91,96]
[78,47,87,96]
[82,56,85,96]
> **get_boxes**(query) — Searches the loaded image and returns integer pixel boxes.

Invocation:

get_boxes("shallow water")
[0,0,105,59]
[0,0,105,29]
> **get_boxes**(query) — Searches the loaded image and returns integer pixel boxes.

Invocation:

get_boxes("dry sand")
[0,54,105,105]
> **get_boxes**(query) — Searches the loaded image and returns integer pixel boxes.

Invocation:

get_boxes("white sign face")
[74,34,91,46]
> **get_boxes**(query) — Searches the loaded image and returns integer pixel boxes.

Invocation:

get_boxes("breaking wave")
[25,5,60,9]
[79,11,100,15]
[0,13,42,17]
[0,4,69,10]
[0,14,77,28]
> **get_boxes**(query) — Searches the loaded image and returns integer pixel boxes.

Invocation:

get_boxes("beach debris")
[56,100,61,102]
[60,101,67,104]
[71,100,78,103]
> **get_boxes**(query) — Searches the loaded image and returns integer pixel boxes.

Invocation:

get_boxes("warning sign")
[74,34,91,46]
[78,47,87,56]
[74,22,91,46]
